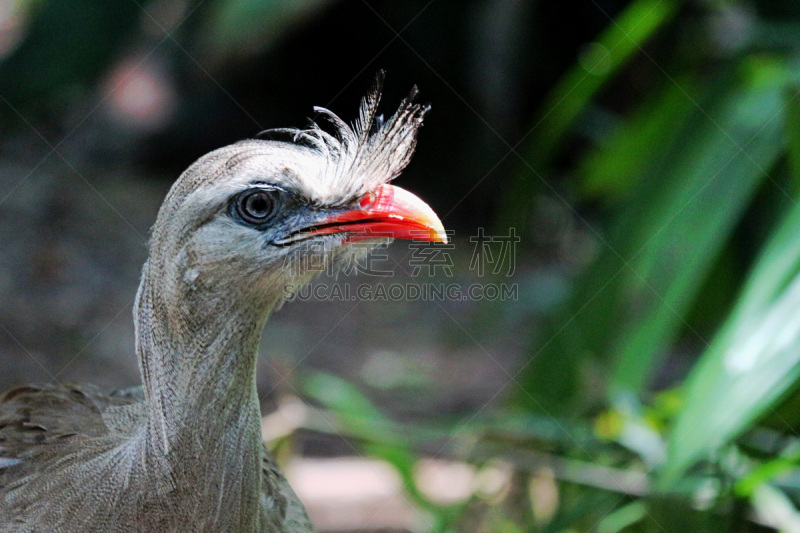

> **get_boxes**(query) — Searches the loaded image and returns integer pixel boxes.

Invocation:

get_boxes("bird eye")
[234,188,278,225]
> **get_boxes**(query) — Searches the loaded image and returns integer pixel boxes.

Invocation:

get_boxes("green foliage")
[662,182,800,486]
[304,2,800,530]
[499,0,685,236]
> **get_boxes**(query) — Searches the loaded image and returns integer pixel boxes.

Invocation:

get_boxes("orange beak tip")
[317,184,447,244]
[371,184,447,244]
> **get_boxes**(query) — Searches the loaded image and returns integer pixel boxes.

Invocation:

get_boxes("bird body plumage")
[0,77,437,532]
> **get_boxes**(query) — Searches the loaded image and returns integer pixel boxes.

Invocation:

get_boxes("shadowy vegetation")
[5,0,800,531]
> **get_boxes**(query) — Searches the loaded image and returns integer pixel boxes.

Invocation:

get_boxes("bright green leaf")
[661,195,800,487]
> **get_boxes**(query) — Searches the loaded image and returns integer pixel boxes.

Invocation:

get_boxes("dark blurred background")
[6,0,800,531]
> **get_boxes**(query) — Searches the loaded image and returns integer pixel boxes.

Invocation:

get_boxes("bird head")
[142,78,445,317]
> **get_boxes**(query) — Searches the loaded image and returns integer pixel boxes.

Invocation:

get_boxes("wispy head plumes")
[266,72,430,201]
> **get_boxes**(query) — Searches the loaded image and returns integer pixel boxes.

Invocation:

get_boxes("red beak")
[309,184,447,243]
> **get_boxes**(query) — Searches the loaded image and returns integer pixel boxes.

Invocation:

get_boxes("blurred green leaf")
[522,58,792,413]
[202,0,334,61]
[540,489,634,533]
[749,484,800,531]
[596,501,646,533]
[500,0,684,235]
[304,371,386,422]
[735,443,800,497]
[303,371,413,447]
[784,87,800,193]
[303,372,463,523]
[607,57,791,397]
[661,190,800,487]
[642,494,728,532]
[577,75,697,203]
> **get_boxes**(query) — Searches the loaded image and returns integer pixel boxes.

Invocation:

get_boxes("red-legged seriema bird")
[0,76,445,532]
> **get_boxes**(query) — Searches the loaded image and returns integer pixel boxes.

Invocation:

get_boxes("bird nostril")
[359,191,376,209]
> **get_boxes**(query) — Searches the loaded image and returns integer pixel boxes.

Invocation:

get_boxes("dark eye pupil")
[246,194,270,217]
[236,189,277,224]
